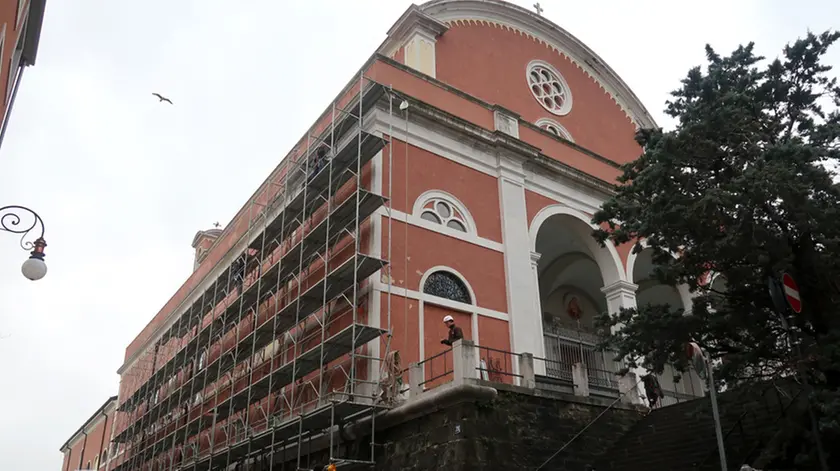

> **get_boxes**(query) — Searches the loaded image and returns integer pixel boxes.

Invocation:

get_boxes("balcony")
[402,339,703,409]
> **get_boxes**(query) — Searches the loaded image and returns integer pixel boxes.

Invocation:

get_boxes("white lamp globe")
[21,256,47,281]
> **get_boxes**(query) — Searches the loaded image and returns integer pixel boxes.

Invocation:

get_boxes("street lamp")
[0,205,47,281]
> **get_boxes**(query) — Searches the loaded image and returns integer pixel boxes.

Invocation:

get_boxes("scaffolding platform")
[113,191,386,443]
[215,322,386,422]
[118,95,385,415]
[257,132,386,255]
[114,252,386,445]
[189,393,386,471]
[114,77,393,471]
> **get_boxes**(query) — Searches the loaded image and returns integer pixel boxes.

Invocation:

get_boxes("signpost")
[767,272,828,471]
[782,272,802,314]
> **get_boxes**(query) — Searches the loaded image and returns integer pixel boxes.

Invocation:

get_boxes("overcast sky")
[0,1,837,469]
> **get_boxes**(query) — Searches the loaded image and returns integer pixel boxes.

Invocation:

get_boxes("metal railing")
[541,331,622,391]
[476,345,522,384]
[418,348,453,389]
[659,389,699,408]
[587,366,620,389]
[536,356,573,382]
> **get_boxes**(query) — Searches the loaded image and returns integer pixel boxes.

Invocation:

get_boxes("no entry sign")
[782,273,802,314]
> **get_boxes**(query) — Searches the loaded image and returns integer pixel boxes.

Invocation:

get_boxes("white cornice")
[378,4,450,58]
[419,0,658,129]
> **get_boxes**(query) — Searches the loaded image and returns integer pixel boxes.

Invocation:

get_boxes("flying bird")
[152,93,173,104]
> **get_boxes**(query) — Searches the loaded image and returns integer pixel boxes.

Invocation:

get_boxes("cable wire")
[536,377,644,470]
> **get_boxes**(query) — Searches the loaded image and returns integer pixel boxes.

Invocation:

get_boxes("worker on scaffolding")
[308,146,330,183]
[440,315,464,346]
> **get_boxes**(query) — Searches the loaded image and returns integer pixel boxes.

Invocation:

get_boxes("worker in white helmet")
[440,314,464,346]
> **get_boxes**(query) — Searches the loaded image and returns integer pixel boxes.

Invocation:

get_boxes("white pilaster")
[498,154,545,363]
[530,251,546,375]
[404,30,438,78]
[380,6,448,79]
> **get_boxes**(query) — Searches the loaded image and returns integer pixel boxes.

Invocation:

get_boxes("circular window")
[526,61,572,116]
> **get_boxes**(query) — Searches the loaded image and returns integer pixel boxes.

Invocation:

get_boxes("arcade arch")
[628,246,704,397]
[530,206,625,388]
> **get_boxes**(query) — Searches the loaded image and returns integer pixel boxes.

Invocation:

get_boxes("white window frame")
[535,118,574,143]
[526,59,573,116]
[411,189,477,236]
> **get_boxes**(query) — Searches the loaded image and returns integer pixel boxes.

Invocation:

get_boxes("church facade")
[69,2,707,470]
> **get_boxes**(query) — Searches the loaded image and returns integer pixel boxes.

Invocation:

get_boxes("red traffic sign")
[782,273,802,314]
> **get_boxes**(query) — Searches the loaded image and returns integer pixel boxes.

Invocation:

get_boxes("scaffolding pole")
[114,74,394,471]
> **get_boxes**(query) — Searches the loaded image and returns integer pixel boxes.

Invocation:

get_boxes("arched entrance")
[628,247,692,311]
[629,247,704,402]
[531,206,625,393]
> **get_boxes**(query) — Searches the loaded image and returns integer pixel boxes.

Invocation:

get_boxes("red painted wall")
[0,0,29,122]
[434,21,641,164]
[62,408,114,471]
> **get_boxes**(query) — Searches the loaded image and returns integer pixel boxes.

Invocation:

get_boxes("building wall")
[60,404,116,471]
[269,385,645,471]
[105,3,705,469]
[0,0,28,121]
[434,21,641,163]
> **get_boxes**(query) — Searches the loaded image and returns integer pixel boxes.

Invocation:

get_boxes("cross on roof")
[213,222,221,228]
[533,2,543,16]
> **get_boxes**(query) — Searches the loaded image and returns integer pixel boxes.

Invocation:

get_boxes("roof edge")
[419,0,658,130]
[22,0,47,66]
[59,396,118,452]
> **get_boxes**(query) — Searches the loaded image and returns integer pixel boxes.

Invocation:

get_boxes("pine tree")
[592,31,840,466]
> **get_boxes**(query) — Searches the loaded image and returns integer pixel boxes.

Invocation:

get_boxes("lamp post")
[687,341,727,471]
[0,205,48,281]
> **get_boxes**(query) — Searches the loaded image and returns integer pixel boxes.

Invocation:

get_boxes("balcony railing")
[402,340,703,409]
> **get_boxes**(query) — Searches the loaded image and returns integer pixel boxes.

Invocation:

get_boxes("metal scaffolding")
[109,74,395,471]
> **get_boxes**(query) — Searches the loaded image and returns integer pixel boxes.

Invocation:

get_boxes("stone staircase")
[596,381,804,471]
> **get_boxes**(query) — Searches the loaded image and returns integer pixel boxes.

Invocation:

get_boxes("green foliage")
[592,30,840,466]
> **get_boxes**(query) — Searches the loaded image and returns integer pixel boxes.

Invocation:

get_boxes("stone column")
[409,363,423,399]
[530,251,546,375]
[601,280,638,321]
[518,353,536,389]
[498,154,546,370]
[600,280,645,404]
[452,339,478,385]
[572,362,590,397]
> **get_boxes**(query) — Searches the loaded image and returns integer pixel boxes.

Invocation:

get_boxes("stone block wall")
[275,383,645,471]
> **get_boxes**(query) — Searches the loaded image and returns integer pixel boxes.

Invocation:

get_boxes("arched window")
[93,455,99,469]
[101,448,108,465]
[535,118,574,142]
[86,461,91,470]
[423,271,471,304]
[413,190,476,234]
